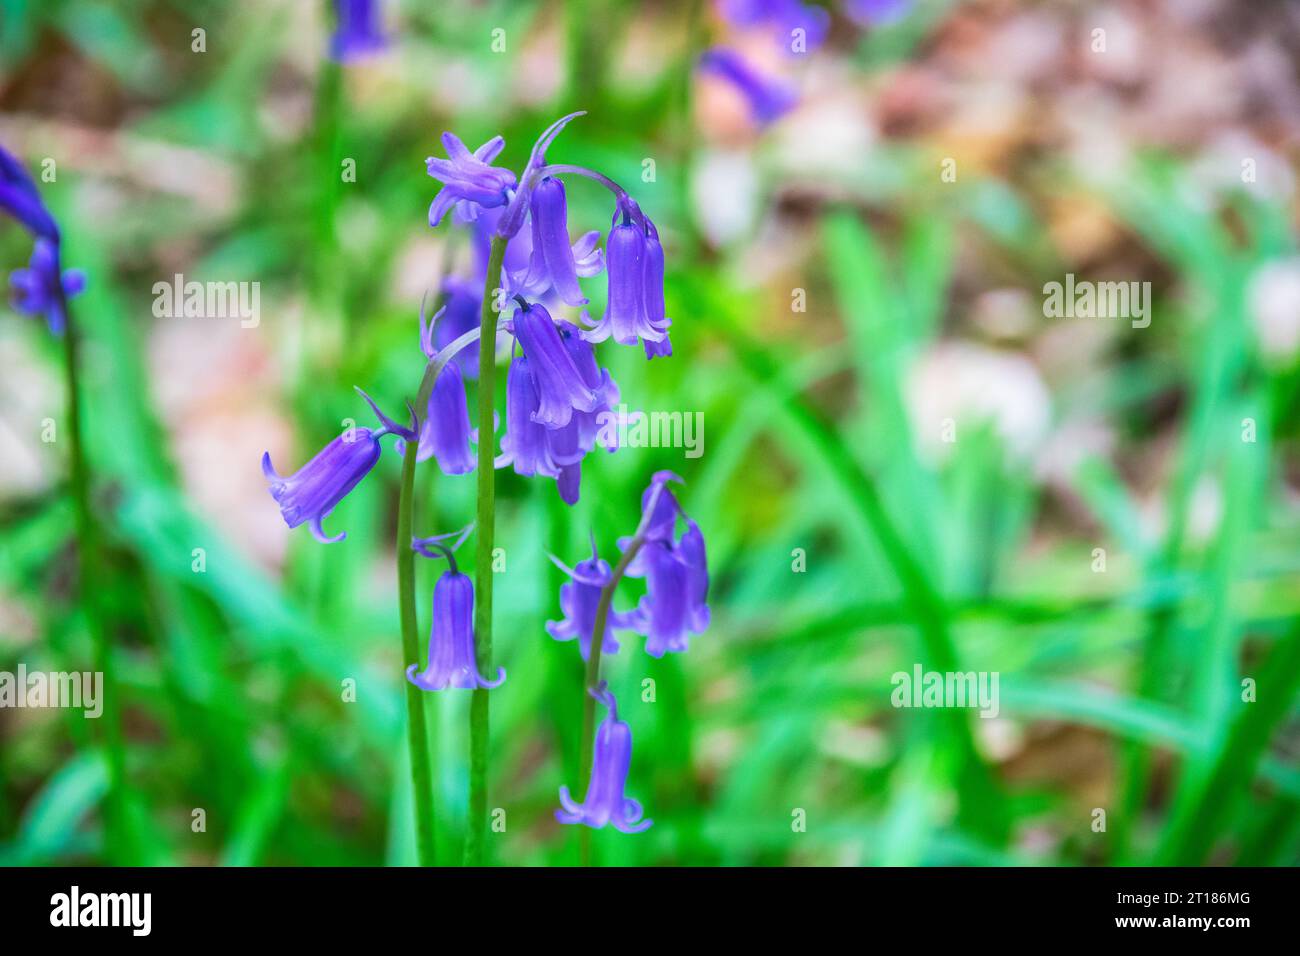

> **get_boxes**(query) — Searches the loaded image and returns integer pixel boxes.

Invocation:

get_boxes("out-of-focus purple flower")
[495,355,559,478]
[556,684,651,833]
[547,542,638,660]
[9,238,85,335]
[698,47,797,125]
[512,301,599,428]
[428,277,483,379]
[582,198,671,349]
[329,0,388,62]
[407,567,505,691]
[426,133,517,227]
[844,0,911,27]
[0,145,58,240]
[398,363,476,475]
[261,390,413,543]
[620,471,711,657]
[717,0,830,52]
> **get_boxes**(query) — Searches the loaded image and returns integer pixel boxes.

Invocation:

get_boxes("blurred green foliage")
[0,0,1297,867]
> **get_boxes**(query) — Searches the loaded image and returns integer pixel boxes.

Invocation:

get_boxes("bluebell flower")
[512,300,600,428]
[621,471,711,657]
[427,276,483,379]
[407,566,505,691]
[329,0,388,63]
[426,133,517,227]
[558,320,619,454]
[547,541,638,660]
[0,144,58,240]
[582,197,670,349]
[399,363,476,475]
[698,47,797,125]
[718,0,830,51]
[262,390,414,543]
[9,238,85,335]
[495,355,559,479]
[556,684,652,833]
[521,176,587,306]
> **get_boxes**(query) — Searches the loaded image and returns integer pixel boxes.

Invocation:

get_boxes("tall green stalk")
[396,439,437,866]
[465,236,508,866]
[60,299,129,862]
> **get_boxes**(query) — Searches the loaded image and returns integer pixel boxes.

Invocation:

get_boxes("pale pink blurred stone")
[906,342,1051,464]
[512,27,564,106]
[148,319,291,569]
[0,326,61,501]
[391,232,451,302]
[971,288,1035,340]
[1248,258,1300,362]
[689,148,760,247]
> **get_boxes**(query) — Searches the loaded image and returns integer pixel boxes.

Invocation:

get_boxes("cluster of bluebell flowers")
[1,144,86,333]
[550,472,711,832]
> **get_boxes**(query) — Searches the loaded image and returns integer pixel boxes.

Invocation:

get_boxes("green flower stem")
[60,300,129,861]
[465,235,508,866]
[396,433,437,866]
[396,306,496,868]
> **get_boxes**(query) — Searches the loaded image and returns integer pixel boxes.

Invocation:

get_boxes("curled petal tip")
[309,517,346,544]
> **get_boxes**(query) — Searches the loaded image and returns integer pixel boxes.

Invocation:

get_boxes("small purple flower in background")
[698,47,797,126]
[406,540,505,691]
[9,238,85,335]
[717,0,830,52]
[844,0,911,27]
[620,471,712,657]
[0,144,59,240]
[556,683,651,833]
[329,0,388,63]
[547,539,638,660]
[262,389,414,543]
[426,133,517,227]
[427,277,482,378]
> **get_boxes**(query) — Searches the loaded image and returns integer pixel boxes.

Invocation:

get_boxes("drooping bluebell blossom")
[698,47,797,125]
[620,471,711,657]
[262,390,414,543]
[559,320,619,454]
[426,133,517,227]
[329,0,388,62]
[429,276,482,378]
[495,355,559,479]
[520,176,586,306]
[0,144,59,240]
[407,566,505,691]
[556,684,652,833]
[547,541,638,660]
[512,301,599,428]
[493,112,585,241]
[640,219,673,359]
[399,363,476,475]
[9,238,86,335]
[582,197,670,349]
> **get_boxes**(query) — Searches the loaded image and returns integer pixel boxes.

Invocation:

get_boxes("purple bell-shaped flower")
[556,684,652,833]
